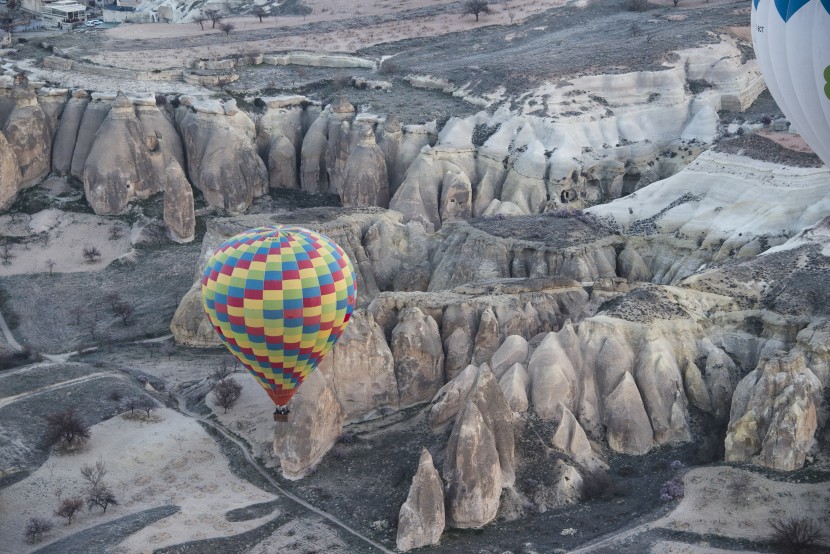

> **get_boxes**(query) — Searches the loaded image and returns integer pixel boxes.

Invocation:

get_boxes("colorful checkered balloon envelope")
[201,226,357,408]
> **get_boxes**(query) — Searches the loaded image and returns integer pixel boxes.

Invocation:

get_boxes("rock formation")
[272,369,345,480]
[396,449,445,552]
[163,159,196,243]
[340,123,389,208]
[551,405,606,471]
[71,94,112,178]
[427,364,478,431]
[84,93,163,215]
[268,135,298,190]
[300,112,329,194]
[725,352,822,471]
[0,132,22,210]
[170,282,221,348]
[633,332,691,445]
[391,307,445,407]
[490,335,529,377]
[2,76,51,188]
[444,400,502,528]
[364,218,431,292]
[527,324,582,420]
[176,97,268,213]
[499,363,530,413]
[52,90,89,175]
[604,372,655,456]
[319,310,399,421]
[377,115,404,195]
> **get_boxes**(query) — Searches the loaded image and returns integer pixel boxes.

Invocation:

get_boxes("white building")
[22,0,86,28]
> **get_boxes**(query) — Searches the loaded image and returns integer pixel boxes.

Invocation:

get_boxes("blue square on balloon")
[283,298,302,310]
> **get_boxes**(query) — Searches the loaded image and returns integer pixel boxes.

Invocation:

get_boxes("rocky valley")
[0,0,828,553]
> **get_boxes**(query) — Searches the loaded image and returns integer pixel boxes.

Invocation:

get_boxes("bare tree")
[80,458,107,489]
[0,241,14,265]
[82,246,101,264]
[119,396,139,415]
[204,8,223,28]
[193,12,207,30]
[463,0,491,21]
[137,396,156,418]
[84,312,99,341]
[55,497,83,525]
[70,305,85,326]
[45,258,55,275]
[24,517,54,543]
[209,359,234,382]
[86,486,118,513]
[44,408,90,447]
[112,299,135,326]
[252,5,267,22]
[212,378,242,413]
[160,342,175,360]
[219,21,235,36]
[108,225,122,241]
[673,0,679,5]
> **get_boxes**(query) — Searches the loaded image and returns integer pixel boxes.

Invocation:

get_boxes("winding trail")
[0,372,115,408]
[174,395,393,554]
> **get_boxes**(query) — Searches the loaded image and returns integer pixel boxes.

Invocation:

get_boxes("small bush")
[769,517,824,553]
[82,246,101,264]
[628,0,649,11]
[659,477,685,502]
[377,60,399,75]
[212,378,242,413]
[24,517,53,543]
[55,497,84,525]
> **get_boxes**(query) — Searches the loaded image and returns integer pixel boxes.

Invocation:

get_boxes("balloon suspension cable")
[273,406,290,422]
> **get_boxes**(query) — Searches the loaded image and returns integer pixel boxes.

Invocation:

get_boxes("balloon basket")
[273,410,290,422]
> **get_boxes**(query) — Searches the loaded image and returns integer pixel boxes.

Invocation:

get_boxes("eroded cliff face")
[0,38,760,230]
[175,97,268,214]
[173,169,830,497]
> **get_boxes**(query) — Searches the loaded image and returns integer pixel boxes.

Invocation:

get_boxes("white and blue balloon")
[751,0,830,166]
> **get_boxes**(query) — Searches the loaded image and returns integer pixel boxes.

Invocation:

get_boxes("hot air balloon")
[201,226,356,421]
[751,0,830,166]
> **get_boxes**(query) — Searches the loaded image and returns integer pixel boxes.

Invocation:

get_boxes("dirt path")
[174,394,394,553]
[0,372,115,408]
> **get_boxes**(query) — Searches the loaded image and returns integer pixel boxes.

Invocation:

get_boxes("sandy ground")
[0,408,276,554]
[87,0,568,71]
[207,377,280,469]
[650,541,747,554]
[0,209,132,277]
[654,466,830,547]
[757,129,816,154]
